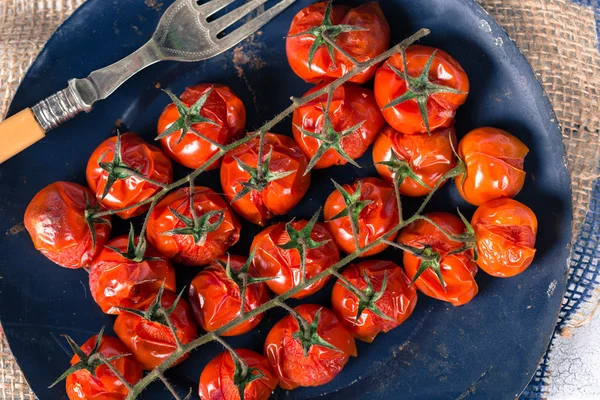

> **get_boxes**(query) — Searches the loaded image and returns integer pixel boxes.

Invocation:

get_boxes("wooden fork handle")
[0,109,46,164]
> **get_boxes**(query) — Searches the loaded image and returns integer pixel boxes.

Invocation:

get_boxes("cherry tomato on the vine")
[157,84,246,170]
[472,198,538,277]
[397,212,478,306]
[146,186,241,266]
[188,255,270,336]
[331,260,417,343]
[264,304,357,390]
[86,132,173,219]
[286,1,390,84]
[455,127,529,206]
[292,82,385,170]
[375,45,469,134]
[24,182,111,269]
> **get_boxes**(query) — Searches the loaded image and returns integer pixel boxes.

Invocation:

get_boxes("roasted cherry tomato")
[89,235,176,314]
[220,133,311,226]
[146,186,241,266]
[286,1,390,84]
[86,132,173,219]
[455,127,529,206]
[157,84,246,170]
[472,198,538,277]
[292,82,385,170]
[373,125,457,197]
[24,182,111,269]
[324,177,399,256]
[188,255,270,336]
[331,260,417,343]
[250,219,340,299]
[264,304,357,390]
[375,45,469,134]
[199,349,279,400]
[65,335,142,400]
[397,212,478,306]
[114,290,198,370]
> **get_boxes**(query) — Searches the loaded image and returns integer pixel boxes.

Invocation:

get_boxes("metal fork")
[0,0,295,163]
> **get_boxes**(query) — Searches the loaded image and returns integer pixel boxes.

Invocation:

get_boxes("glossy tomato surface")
[331,260,417,343]
[286,2,390,84]
[24,182,111,269]
[86,132,173,219]
[264,304,357,390]
[157,84,246,170]
[89,235,176,314]
[472,198,538,277]
[199,349,279,400]
[375,45,469,134]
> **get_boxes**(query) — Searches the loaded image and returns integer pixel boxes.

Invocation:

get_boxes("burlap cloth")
[1,0,599,398]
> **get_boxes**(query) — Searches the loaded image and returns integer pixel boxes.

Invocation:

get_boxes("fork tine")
[211,0,269,33]
[197,0,237,17]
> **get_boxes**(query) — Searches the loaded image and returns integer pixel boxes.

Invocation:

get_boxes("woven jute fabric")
[1,0,599,399]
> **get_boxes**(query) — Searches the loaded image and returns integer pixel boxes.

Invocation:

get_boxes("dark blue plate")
[0,0,572,399]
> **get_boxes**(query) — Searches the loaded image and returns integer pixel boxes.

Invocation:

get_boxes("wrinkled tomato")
[455,127,529,206]
[157,84,246,170]
[146,186,241,266]
[199,349,279,400]
[472,198,538,277]
[331,260,417,343]
[286,2,390,84]
[86,132,173,219]
[24,182,111,269]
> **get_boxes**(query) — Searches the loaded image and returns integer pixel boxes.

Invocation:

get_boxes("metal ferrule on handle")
[31,80,91,132]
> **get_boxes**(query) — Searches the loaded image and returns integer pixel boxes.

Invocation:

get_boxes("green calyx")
[448,209,478,261]
[291,308,342,357]
[383,49,466,134]
[97,131,145,200]
[327,180,373,227]
[341,271,394,323]
[232,355,264,400]
[83,191,111,251]
[218,251,273,290]
[408,244,446,288]
[116,281,185,329]
[377,150,430,190]
[105,223,159,263]
[288,0,366,71]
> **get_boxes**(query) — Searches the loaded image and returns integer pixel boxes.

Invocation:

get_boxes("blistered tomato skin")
[472,198,538,277]
[331,260,418,343]
[286,2,390,84]
[264,304,357,390]
[86,132,174,219]
[292,82,385,169]
[373,125,457,196]
[114,291,197,370]
[455,127,529,206]
[157,84,246,170]
[251,220,340,299]
[188,255,270,336]
[374,45,469,135]
[398,212,478,306]
[146,186,241,266]
[89,235,176,314]
[24,182,111,269]
[199,349,279,400]
[65,335,142,400]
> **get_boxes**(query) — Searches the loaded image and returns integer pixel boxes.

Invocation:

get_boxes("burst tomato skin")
[324,177,399,257]
[199,349,279,400]
[398,212,478,306]
[157,84,246,170]
[24,182,111,269]
[373,125,457,197]
[264,304,357,390]
[114,291,198,370]
[472,198,538,277]
[292,82,385,169]
[220,133,311,226]
[146,186,241,266]
[188,255,270,336]
[455,127,529,206]
[374,45,469,134]
[86,132,173,219]
[66,335,142,400]
[286,2,390,84]
[250,220,340,299]
[89,235,176,314]
[331,260,417,343]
